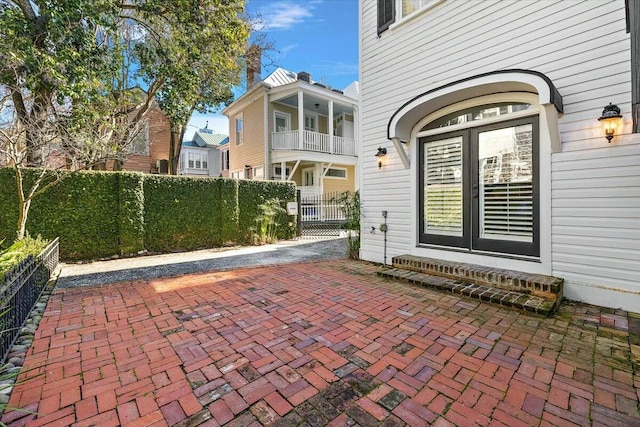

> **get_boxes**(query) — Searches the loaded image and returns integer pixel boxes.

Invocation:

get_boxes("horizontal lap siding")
[552,144,640,296]
[230,98,265,173]
[360,0,638,305]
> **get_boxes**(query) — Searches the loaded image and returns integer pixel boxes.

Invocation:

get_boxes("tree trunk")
[13,166,28,240]
[169,127,186,175]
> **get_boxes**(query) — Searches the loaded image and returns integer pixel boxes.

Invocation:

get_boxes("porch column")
[298,91,304,150]
[328,101,334,154]
[281,161,286,181]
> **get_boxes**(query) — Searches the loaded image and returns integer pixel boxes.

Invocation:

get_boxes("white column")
[281,161,286,181]
[328,101,334,154]
[298,91,304,150]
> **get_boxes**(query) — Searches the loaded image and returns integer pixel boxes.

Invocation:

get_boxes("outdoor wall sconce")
[375,147,387,169]
[598,103,623,142]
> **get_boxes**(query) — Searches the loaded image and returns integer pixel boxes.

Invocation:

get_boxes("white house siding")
[360,0,639,310]
[552,144,640,309]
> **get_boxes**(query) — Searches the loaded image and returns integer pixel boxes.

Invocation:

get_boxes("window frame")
[235,115,244,146]
[273,165,291,179]
[221,150,229,171]
[418,115,539,257]
[130,122,150,155]
[274,111,291,132]
[325,167,347,180]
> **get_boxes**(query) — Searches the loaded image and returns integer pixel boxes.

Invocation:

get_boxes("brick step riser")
[392,256,563,298]
[378,269,560,317]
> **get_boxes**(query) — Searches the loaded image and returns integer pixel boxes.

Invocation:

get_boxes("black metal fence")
[0,238,59,363]
[299,191,347,237]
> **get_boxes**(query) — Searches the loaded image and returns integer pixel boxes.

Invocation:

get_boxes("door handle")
[472,184,479,198]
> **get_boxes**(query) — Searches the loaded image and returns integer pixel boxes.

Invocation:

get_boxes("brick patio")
[2,260,639,426]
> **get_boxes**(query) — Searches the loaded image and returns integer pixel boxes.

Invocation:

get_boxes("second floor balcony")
[272,130,357,156]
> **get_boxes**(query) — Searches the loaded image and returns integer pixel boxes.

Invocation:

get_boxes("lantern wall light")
[598,103,623,142]
[375,147,387,169]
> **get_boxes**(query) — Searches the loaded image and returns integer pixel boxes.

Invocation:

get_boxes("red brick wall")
[122,107,172,173]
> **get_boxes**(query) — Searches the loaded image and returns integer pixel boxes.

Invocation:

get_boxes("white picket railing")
[271,131,356,156]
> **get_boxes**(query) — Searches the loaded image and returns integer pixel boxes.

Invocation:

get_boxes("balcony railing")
[272,130,357,156]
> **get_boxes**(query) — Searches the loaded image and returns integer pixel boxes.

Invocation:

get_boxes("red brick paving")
[2,260,639,426]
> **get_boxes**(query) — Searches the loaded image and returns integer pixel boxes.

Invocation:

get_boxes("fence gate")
[298,191,346,237]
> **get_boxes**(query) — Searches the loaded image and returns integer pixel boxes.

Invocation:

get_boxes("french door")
[419,116,539,257]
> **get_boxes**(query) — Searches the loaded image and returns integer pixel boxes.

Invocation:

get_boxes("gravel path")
[56,237,348,288]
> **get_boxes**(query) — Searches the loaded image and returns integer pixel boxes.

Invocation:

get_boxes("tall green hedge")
[0,168,297,260]
[238,180,296,242]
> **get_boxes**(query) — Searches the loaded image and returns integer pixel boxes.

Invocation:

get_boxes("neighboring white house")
[360,0,639,311]
[179,127,228,177]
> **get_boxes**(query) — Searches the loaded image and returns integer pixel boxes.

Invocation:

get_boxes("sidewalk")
[2,254,639,426]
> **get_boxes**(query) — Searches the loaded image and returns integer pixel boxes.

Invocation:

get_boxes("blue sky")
[185,0,359,140]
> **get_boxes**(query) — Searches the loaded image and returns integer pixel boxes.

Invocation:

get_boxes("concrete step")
[378,254,564,316]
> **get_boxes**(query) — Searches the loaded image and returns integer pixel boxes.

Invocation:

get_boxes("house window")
[130,122,149,155]
[304,113,317,132]
[273,165,291,179]
[274,111,291,132]
[231,170,242,179]
[325,168,347,179]
[221,150,229,171]
[187,152,208,170]
[253,166,264,180]
[235,115,243,146]
[419,114,539,257]
[379,0,444,34]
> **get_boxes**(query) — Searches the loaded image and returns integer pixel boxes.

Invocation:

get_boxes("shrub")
[0,235,50,276]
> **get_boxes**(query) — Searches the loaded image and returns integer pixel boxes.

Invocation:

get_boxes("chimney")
[246,44,262,88]
[297,71,311,83]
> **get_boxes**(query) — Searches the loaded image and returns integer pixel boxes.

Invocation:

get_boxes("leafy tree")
[0,0,250,239]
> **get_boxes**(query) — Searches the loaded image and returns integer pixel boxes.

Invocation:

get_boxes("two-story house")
[360,0,639,311]
[179,126,228,177]
[222,68,360,199]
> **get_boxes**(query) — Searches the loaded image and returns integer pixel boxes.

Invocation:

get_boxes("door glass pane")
[478,124,533,242]
[424,137,463,236]
[421,103,531,131]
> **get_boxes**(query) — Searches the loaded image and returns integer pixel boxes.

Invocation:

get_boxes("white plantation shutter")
[478,124,533,242]
[424,137,463,236]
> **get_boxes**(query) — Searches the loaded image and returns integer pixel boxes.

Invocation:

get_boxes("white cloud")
[258,2,316,30]
[280,44,299,56]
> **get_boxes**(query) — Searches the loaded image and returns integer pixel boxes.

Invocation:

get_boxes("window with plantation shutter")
[478,125,533,243]
[424,137,463,236]
[378,0,395,34]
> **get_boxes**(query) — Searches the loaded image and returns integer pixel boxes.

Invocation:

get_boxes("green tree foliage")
[0,0,250,239]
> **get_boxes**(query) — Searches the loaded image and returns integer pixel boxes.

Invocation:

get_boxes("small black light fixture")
[375,147,387,169]
[314,103,319,109]
[244,164,251,169]
[598,103,623,142]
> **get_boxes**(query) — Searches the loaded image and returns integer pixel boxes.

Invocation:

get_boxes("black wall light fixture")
[598,103,623,142]
[375,147,387,169]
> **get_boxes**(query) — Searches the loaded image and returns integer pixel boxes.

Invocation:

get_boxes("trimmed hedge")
[238,180,296,242]
[0,168,296,260]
